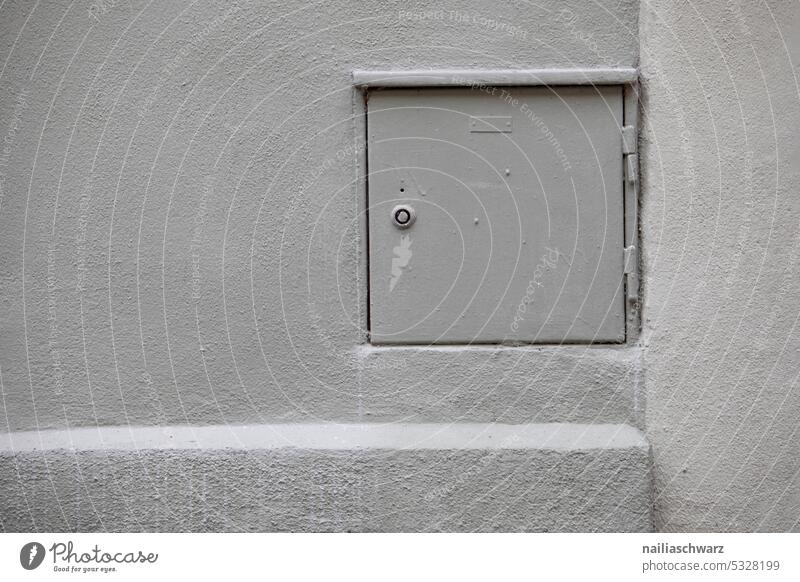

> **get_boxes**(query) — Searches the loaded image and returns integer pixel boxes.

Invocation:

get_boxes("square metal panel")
[367,86,625,344]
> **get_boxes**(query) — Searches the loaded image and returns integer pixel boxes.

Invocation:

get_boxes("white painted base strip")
[0,423,646,453]
[353,68,638,87]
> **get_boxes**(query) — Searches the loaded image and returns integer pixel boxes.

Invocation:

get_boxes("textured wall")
[0,0,639,432]
[4,0,797,534]
[1,423,652,532]
[0,0,652,532]
[640,0,800,531]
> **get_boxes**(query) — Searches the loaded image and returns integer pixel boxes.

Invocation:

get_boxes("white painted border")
[353,68,638,88]
[0,423,647,452]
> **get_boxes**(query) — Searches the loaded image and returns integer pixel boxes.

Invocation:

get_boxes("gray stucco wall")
[640,0,800,531]
[1,0,797,532]
[0,0,639,433]
[0,0,648,532]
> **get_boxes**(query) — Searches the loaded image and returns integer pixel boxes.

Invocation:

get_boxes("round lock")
[391,204,416,229]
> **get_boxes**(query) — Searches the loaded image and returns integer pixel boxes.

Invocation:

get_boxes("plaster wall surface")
[0,423,652,532]
[640,0,800,531]
[0,0,677,533]
[0,0,640,431]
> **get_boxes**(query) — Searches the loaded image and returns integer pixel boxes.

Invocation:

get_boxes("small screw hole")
[399,188,405,192]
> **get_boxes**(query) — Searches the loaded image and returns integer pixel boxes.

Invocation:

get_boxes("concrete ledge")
[1,423,652,532]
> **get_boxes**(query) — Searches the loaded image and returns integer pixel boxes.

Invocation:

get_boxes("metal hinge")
[621,125,637,154]
[622,124,638,303]
[625,154,638,186]
[622,125,638,187]
[624,245,636,274]
[624,245,637,303]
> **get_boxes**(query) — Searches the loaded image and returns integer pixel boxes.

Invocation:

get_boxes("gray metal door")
[367,86,625,344]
